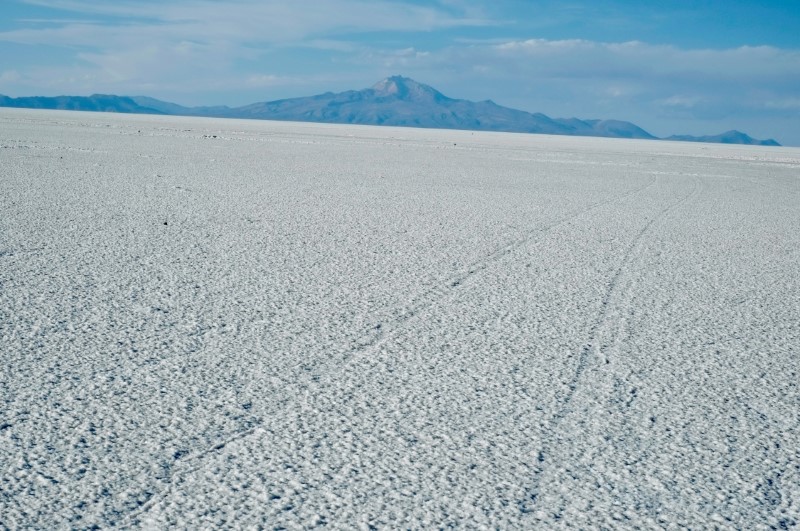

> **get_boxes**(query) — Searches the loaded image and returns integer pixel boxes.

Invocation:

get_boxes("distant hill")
[664,130,780,147]
[0,93,163,115]
[0,77,781,146]
[130,96,232,117]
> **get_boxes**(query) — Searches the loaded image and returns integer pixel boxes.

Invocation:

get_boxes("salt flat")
[1,108,798,529]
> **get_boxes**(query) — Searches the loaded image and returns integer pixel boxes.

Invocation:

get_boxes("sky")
[1,0,798,144]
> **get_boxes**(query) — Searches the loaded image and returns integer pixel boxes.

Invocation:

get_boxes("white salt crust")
[1,109,798,529]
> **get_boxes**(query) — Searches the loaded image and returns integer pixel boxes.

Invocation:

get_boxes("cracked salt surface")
[1,108,799,529]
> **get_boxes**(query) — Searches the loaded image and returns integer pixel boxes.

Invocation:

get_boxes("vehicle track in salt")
[519,175,702,515]
[118,173,659,527]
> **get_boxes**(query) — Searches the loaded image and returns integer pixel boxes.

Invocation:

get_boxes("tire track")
[335,173,658,371]
[519,175,702,515]
[118,174,659,527]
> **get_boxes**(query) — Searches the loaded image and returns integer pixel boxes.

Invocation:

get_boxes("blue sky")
[1,0,798,144]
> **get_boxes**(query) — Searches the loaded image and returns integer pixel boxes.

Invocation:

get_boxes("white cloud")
[0,0,490,96]
[0,70,22,83]
[481,39,800,82]
[658,95,705,109]
[10,0,490,44]
[244,74,299,89]
[762,98,800,110]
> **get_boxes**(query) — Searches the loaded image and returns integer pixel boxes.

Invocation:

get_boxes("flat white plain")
[1,108,798,529]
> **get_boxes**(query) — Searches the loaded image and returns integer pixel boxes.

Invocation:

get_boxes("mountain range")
[0,76,780,146]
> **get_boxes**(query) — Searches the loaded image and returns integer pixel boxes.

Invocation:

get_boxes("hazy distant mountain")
[130,96,232,117]
[0,77,781,145]
[664,130,780,146]
[223,76,656,140]
[0,93,163,114]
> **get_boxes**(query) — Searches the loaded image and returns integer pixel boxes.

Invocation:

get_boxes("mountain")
[0,77,781,145]
[222,76,655,139]
[664,130,780,146]
[0,93,163,114]
[130,96,232,117]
